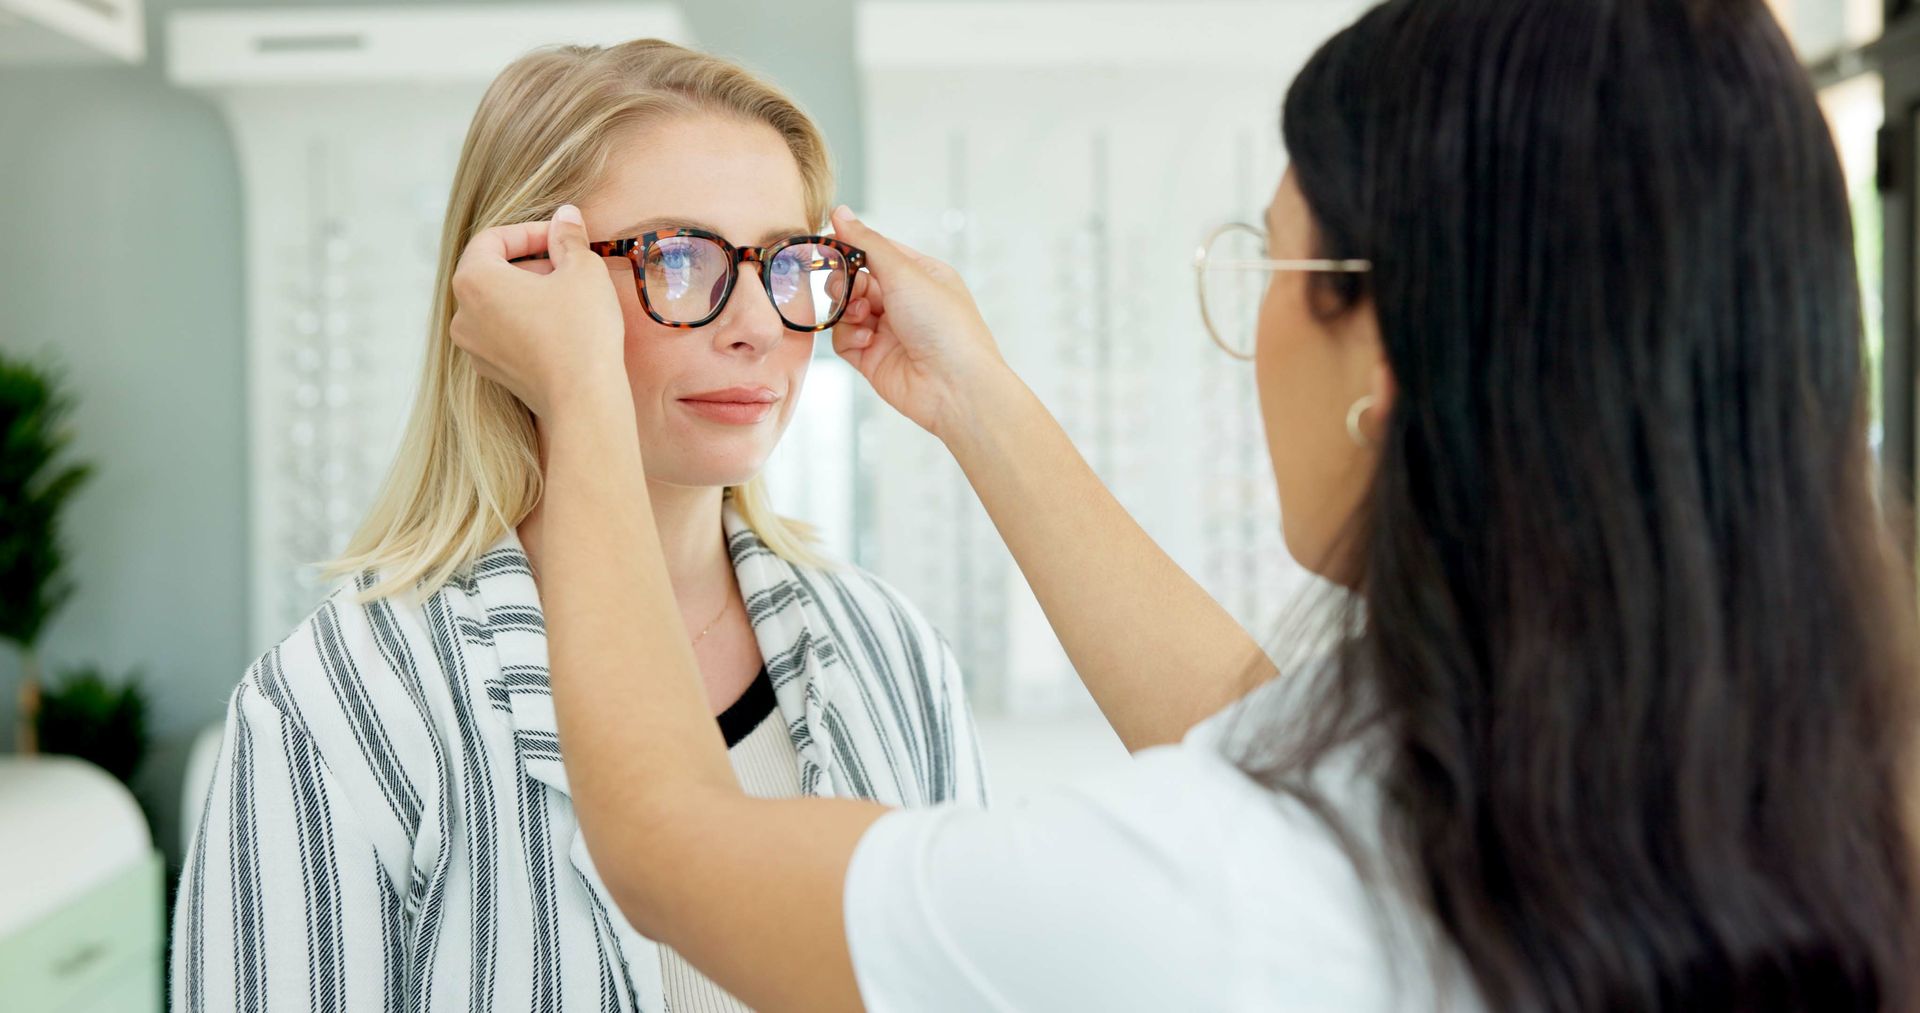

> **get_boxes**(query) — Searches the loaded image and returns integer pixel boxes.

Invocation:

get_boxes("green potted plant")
[0,352,92,754]
[34,665,149,784]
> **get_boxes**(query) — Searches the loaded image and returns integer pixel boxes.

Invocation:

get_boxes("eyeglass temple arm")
[1201,257,1373,273]
[508,239,861,267]
[505,240,632,264]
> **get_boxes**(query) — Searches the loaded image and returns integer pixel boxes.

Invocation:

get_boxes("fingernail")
[833,205,857,223]
[555,204,583,225]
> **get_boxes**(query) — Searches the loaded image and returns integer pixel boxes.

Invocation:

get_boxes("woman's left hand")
[448,205,628,419]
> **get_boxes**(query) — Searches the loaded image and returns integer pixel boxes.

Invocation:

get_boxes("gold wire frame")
[1194,222,1372,360]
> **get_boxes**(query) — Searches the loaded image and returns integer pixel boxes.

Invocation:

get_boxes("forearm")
[540,387,884,1009]
[537,384,738,907]
[943,371,1271,750]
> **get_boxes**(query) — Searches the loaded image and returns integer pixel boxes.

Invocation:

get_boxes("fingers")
[845,271,883,321]
[839,270,883,343]
[463,220,555,266]
[833,206,960,278]
[458,206,596,281]
[831,206,928,280]
[832,321,874,359]
[547,204,593,271]
[832,341,866,374]
[833,274,879,355]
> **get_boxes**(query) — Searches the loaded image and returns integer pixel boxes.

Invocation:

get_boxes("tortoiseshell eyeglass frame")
[586,227,869,333]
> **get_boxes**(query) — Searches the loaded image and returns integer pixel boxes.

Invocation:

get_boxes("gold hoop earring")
[1346,394,1376,448]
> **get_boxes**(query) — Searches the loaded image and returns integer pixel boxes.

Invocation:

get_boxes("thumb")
[831,205,925,279]
[548,204,593,270]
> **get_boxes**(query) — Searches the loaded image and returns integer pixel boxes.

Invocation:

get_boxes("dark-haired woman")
[445,0,1920,1008]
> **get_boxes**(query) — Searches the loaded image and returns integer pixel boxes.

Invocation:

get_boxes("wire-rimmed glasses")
[1194,222,1372,360]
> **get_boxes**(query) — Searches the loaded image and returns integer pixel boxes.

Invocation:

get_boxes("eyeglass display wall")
[170,1,1377,707]
[852,1,1371,714]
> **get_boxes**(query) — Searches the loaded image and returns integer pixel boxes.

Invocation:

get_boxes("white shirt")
[843,679,1482,1012]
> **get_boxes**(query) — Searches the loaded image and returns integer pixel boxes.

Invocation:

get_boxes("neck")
[517,420,735,618]
[642,480,734,596]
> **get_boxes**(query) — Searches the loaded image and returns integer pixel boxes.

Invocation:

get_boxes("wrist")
[937,358,1031,460]
[543,373,635,437]
[562,366,633,409]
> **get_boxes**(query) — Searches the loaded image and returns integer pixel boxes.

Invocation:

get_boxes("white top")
[660,708,807,1013]
[843,680,1483,1012]
[726,705,808,799]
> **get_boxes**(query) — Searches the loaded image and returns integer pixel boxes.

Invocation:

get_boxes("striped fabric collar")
[461,504,845,806]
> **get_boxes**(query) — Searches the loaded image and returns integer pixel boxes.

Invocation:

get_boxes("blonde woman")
[171,40,985,1012]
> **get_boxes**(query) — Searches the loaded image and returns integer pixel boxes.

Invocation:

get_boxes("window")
[1772,0,1882,62]
[1822,72,1886,443]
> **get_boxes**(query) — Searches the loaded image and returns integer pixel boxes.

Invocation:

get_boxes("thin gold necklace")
[690,590,734,646]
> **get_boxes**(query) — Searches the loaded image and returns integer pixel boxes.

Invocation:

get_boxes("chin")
[1278,523,1308,571]
[1278,515,1324,577]
[645,452,771,491]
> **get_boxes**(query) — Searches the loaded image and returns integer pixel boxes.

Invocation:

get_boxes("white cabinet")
[0,0,144,65]
[0,757,162,1013]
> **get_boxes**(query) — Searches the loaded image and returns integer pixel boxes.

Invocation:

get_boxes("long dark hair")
[1254,0,1920,1008]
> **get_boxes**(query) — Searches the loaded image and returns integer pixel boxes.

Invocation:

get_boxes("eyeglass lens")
[1199,226,1270,359]
[642,235,853,330]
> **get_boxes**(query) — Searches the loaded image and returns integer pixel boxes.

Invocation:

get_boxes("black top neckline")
[716,666,776,748]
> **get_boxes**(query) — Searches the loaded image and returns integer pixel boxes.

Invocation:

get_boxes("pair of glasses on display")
[1194,222,1373,360]
[518,227,867,333]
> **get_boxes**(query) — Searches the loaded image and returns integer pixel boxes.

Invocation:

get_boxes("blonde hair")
[330,39,832,600]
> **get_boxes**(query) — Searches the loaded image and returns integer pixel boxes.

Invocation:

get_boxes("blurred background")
[0,0,1893,1005]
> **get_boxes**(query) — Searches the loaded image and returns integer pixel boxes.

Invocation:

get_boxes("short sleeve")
[842,745,1247,1012]
[842,731,1422,1012]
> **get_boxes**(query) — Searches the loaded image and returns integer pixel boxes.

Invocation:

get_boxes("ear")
[1368,358,1397,425]
[1338,299,1395,437]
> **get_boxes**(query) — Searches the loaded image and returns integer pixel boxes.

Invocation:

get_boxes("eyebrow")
[603,216,816,247]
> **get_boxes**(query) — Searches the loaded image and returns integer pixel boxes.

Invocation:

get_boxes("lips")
[678,386,779,425]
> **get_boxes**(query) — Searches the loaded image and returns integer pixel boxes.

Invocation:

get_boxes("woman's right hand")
[449,205,629,421]
[828,205,1014,442]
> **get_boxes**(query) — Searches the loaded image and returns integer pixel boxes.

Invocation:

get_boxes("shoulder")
[233,571,490,809]
[786,557,954,659]
[784,559,972,718]
[247,575,452,712]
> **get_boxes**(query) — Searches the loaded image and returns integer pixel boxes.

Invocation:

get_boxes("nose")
[711,262,784,358]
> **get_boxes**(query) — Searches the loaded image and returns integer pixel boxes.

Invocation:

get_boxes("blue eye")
[660,245,695,272]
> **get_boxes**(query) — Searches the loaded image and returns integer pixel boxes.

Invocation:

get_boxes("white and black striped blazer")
[171,506,987,1012]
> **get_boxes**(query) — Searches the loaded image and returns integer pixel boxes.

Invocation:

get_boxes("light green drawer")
[0,850,163,1013]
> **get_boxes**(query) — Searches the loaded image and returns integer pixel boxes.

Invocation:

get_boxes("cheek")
[775,332,814,370]
[1254,280,1320,456]
[773,335,814,420]
[615,272,679,397]
[1254,279,1345,528]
